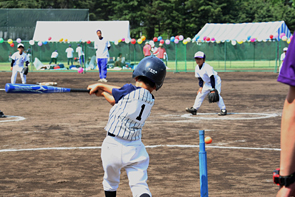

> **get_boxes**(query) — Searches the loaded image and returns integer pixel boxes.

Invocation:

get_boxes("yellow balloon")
[287,38,291,44]
[216,41,221,44]
[118,39,122,43]
[183,40,188,45]
[137,39,142,44]
[141,36,146,41]
[238,41,243,44]
[59,38,63,42]
[8,39,13,44]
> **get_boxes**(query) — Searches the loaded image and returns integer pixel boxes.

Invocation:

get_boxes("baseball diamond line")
[0,116,26,123]
[0,145,281,153]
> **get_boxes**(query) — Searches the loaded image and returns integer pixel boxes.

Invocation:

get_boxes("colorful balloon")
[270,35,274,39]
[170,36,175,42]
[64,39,68,42]
[122,38,125,42]
[48,37,52,41]
[183,39,188,45]
[149,40,154,46]
[43,41,48,45]
[29,40,34,45]
[174,39,179,44]
[203,36,207,41]
[250,38,256,42]
[282,36,287,41]
[153,37,158,42]
[118,39,122,43]
[231,40,237,45]
[160,40,164,44]
[38,41,42,46]
[179,35,184,41]
[206,37,210,42]
[141,36,146,41]
[165,39,170,45]
[125,38,130,43]
[10,43,14,47]
[8,39,13,44]
[157,36,162,41]
[287,38,291,44]
[59,38,63,42]
[238,40,243,44]
[131,38,136,44]
[175,36,179,40]
[211,37,215,42]
[186,37,191,42]
[87,40,91,44]
[0,38,3,43]
[280,33,286,39]
[137,39,142,44]
[16,38,21,43]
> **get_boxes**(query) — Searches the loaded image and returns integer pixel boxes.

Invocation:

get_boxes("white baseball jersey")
[51,51,58,58]
[65,48,74,58]
[104,84,154,141]
[94,37,111,58]
[11,52,29,67]
[281,53,286,61]
[195,62,218,84]
[76,46,84,57]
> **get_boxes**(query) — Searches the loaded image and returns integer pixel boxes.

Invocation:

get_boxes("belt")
[108,132,116,137]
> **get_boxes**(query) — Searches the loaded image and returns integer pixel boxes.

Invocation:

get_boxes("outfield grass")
[0,60,279,73]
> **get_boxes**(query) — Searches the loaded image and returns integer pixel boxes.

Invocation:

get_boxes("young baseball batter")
[88,56,166,197]
[186,51,227,116]
[10,43,29,84]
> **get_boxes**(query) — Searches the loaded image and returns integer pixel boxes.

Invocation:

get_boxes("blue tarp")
[193,21,292,42]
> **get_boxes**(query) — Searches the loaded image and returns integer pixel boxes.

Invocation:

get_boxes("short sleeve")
[11,53,16,60]
[107,41,111,47]
[112,84,138,103]
[278,32,295,86]
[25,54,29,62]
[206,65,215,77]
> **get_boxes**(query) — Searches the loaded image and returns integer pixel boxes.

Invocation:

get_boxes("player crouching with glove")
[186,51,227,116]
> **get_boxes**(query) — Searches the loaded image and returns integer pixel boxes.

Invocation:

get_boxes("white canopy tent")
[193,21,292,42]
[33,21,131,42]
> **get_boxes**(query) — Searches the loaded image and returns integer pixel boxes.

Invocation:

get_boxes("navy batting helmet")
[133,56,166,90]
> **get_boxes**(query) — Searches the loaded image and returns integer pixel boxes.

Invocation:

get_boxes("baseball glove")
[22,66,29,75]
[208,88,219,103]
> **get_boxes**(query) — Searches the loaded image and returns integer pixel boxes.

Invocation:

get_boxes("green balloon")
[0,38,3,43]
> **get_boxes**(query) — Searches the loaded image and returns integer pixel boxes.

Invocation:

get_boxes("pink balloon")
[280,33,285,38]
[122,38,125,42]
[48,37,52,41]
[211,37,215,41]
[165,39,170,45]
[78,67,84,74]
[250,38,256,42]
[174,39,179,44]
[203,36,207,41]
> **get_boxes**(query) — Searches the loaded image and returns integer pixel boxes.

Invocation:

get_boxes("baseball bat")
[4,83,90,94]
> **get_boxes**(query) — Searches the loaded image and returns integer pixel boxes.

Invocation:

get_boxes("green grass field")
[0,60,280,73]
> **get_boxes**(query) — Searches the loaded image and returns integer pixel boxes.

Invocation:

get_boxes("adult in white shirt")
[185,51,227,116]
[94,30,111,82]
[65,45,74,66]
[49,50,58,65]
[279,47,288,73]
[76,44,85,67]
[10,43,29,84]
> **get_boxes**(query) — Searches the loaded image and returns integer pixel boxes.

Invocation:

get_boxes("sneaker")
[101,79,108,82]
[186,107,197,115]
[218,109,227,116]
[98,79,103,82]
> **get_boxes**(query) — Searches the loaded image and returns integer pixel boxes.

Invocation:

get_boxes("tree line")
[0,0,294,39]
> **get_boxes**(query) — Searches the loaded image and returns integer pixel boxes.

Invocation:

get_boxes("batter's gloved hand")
[22,66,29,75]
[208,88,219,103]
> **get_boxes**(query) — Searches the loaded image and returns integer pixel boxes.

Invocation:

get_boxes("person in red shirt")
[143,42,151,57]
[153,43,166,60]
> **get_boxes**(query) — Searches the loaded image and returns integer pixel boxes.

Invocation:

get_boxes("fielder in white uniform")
[186,51,227,116]
[10,43,29,84]
[76,44,85,66]
[88,56,166,197]
[279,47,288,73]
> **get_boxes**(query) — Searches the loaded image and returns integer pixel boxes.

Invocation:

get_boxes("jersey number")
[136,104,146,121]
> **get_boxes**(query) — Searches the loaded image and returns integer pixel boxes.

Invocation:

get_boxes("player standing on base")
[10,43,29,84]
[88,56,166,197]
[186,51,227,116]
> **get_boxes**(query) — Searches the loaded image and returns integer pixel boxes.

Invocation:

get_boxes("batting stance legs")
[11,65,26,84]
[97,58,108,80]
[102,136,151,197]
[193,76,226,111]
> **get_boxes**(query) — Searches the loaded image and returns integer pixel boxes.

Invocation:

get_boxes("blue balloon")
[43,41,48,45]
[170,36,175,42]
[195,35,200,41]
[158,36,162,41]
[247,36,251,40]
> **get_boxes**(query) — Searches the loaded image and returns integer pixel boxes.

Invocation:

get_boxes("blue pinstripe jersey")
[104,84,155,141]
